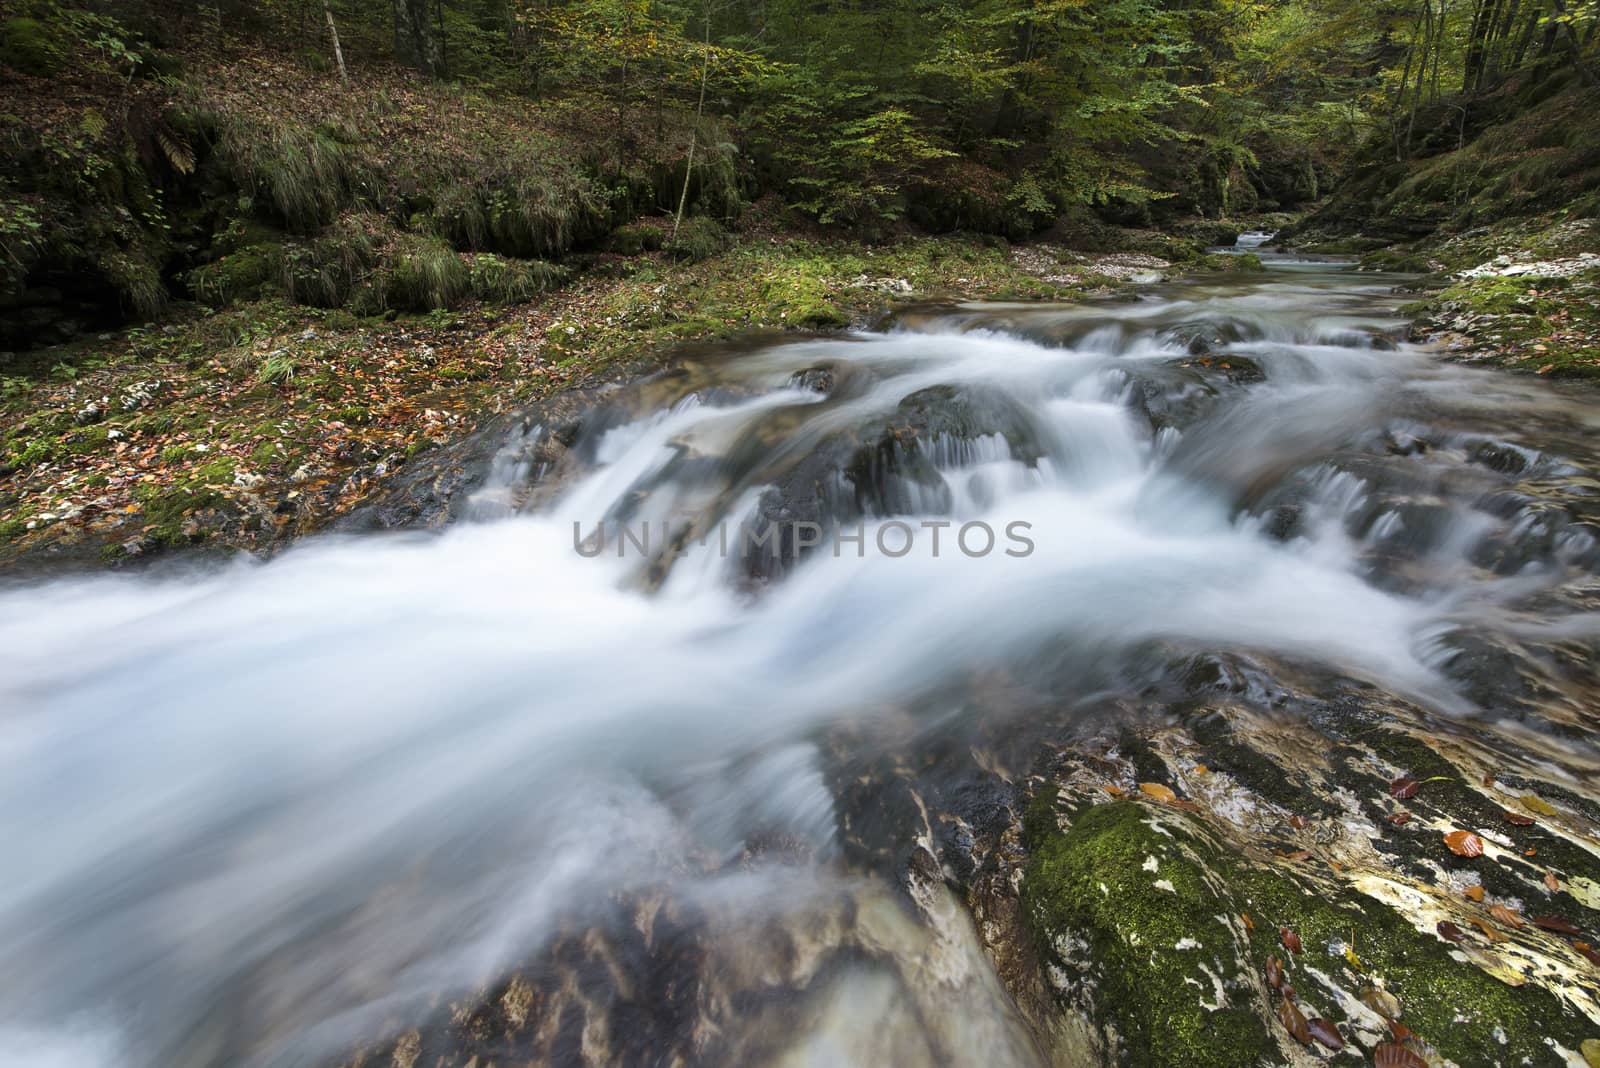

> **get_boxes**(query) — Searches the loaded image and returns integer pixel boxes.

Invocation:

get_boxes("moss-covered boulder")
[1023,797,1594,1067]
[1023,799,1278,1067]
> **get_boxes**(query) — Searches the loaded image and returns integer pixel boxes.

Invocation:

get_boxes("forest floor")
[0,233,1186,568]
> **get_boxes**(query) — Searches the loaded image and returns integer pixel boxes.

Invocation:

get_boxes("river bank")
[0,229,1260,569]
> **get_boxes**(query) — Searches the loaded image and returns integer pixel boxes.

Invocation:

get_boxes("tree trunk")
[393,0,443,77]
[324,0,348,85]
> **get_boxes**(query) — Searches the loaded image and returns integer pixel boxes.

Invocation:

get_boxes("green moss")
[1359,249,1433,273]
[0,517,24,540]
[1231,861,1583,1066]
[1199,252,1266,273]
[1024,798,1591,1068]
[188,244,280,305]
[1023,802,1275,1067]
[611,222,667,255]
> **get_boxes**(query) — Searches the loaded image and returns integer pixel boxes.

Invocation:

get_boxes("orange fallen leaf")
[1536,364,1555,375]
[1471,917,1505,943]
[1464,885,1485,902]
[1280,927,1303,953]
[1240,912,1254,931]
[1138,782,1176,803]
[1488,904,1524,928]
[1444,830,1484,858]
[1545,872,1561,893]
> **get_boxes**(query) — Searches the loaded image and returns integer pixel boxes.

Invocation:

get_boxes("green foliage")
[219,119,357,233]
[0,17,64,75]
[610,222,666,254]
[361,234,470,312]
[258,353,299,386]
[187,245,281,304]
[466,254,568,303]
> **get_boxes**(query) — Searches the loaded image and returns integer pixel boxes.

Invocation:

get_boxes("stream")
[3,255,1599,1067]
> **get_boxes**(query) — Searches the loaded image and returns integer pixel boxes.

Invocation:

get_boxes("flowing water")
[3,258,1600,1067]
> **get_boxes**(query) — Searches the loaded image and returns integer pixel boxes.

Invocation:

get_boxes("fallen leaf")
[1444,830,1484,858]
[1274,849,1314,861]
[1290,814,1310,830]
[1344,944,1363,969]
[1277,994,1311,1045]
[1526,847,1538,857]
[1280,927,1303,953]
[1581,1038,1600,1067]
[1521,795,1557,816]
[1482,772,1496,788]
[1240,912,1254,931]
[1489,904,1524,928]
[1464,885,1485,902]
[1389,811,1413,826]
[1436,920,1465,943]
[1536,363,1555,375]
[1363,984,1401,1016]
[1576,945,1600,968]
[1193,764,1209,776]
[1138,782,1176,803]
[1103,785,1125,798]
[1374,1041,1428,1068]
[1545,872,1561,893]
[1265,954,1285,992]
[1307,1017,1345,1052]
[1471,917,1505,943]
[1503,811,1536,827]
[1532,914,1582,935]
[1390,777,1420,800]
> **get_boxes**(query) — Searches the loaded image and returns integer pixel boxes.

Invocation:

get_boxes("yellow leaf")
[1344,944,1363,969]
[1139,782,1177,803]
[1520,795,1557,816]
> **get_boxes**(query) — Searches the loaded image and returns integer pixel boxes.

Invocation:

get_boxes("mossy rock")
[1023,800,1277,1067]
[187,244,281,305]
[1198,252,1266,273]
[0,17,64,76]
[610,223,666,255]
[1024,799,1592,1067]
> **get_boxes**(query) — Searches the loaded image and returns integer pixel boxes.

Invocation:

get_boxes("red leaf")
[1436,920,1465,943]
[1532,914,1582,935]
[1277,994,1311,1045]
[1375,1043,1428,1068]
[1307,1017,1345,1052]
[1390,777,1420,799]
[1280,927,1303,953]
[1503,811,1536,827]
[1388,811,1413,827]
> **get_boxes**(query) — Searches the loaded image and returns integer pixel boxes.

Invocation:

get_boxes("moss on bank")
[1023,798,1591,1067]
[0,234,1094,564]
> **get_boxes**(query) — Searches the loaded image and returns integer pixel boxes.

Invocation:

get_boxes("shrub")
[277,214,385,306]
[666,217,732,264]
[219,119,357,232]
[610,222,666,255]
[187,244,280,304]
[0,17,64,76]
[258,353,298,385]
[467,254,568,303]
